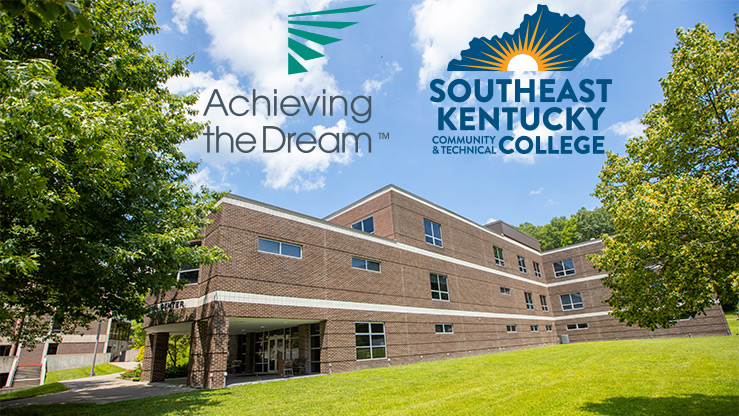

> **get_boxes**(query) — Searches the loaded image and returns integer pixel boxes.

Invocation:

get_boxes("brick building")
[141,185,730,389]
[1,319,132,388]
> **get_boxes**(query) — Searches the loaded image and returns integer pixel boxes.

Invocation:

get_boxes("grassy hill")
[6,336,738,416]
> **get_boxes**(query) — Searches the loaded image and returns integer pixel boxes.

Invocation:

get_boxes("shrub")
[121,364,141,381]
[165,364,188,378]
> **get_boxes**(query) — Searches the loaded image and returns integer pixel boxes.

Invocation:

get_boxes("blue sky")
[147,0,737,226]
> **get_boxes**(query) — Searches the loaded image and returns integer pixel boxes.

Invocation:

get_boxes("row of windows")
[506,324,553,333]
[494,246,547,278]
[258,237,586,311]
[356,321,580,360]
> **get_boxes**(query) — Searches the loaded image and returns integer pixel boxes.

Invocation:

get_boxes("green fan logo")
[288,4,374,75]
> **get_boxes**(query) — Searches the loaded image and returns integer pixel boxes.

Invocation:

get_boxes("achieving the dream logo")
[287,4,374,74]
[447,4,594,72]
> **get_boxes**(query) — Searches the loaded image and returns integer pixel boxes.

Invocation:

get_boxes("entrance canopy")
[228,318,320,335]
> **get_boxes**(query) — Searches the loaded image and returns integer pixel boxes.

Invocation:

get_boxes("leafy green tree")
[0,0,228,348]
[590,19,739,329]
[0,0,92,49]
[517,207,614,251]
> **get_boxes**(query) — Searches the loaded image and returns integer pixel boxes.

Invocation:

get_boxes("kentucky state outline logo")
[287,4,374,75]
[447,4,594,72]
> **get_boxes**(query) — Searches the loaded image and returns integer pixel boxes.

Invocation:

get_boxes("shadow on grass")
[581,394,739,416]
[0,389,234,416]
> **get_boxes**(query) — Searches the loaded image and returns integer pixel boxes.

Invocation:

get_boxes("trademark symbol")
[379,132,390,140]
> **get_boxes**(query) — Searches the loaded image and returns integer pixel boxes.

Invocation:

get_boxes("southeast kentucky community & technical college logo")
[447,4,594,72]
[287,4,374,74]
[430,4,610,156]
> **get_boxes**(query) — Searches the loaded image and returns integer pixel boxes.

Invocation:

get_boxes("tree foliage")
[0,0,228,347]
[0,0,92,49]
[517,206,615,251]
[590,18,739,329]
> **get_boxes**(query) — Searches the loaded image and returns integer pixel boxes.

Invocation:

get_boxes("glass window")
[560,293,584,310]
[309,323,321,373]
[540,295,549,311]
[176,241,201,284]
[258,237,302,259]
[524,292,534,310]
[506,325,517,333]
[352,217,375,234]
[553,259,576,277]
[435,324,453,334]
[530,325,539,332]
[430,273,449,301]
[500,287,511,295]
[424,219,443,247]
[352,257,381,272]
[355,322,386,360]
[0,345,11,356]
[546,325,553,332]
[517,256,528,274]
[566,323,589,330]
[47,343,59,355]
[493,246,505,267]
[533,262,542,278]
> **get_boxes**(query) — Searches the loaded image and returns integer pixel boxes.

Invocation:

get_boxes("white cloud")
[411,0,633,88]
[362,61,402,94]
[485,217,497,224]
[530,187,543,195]
[608,117,645,139]
[169,1,365,192]
[188,165,233,191]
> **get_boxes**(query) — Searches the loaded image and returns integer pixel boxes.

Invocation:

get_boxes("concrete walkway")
[0,366,192,409]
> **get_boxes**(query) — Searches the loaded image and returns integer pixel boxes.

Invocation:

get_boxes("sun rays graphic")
[447,5,594,72]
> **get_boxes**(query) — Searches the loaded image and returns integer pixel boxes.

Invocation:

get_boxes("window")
[533,262,542,278]
[176,241,201,284]
[47,343,58,355]
[310,323,321,373]
[540,295,549,312]
[50,317,62,333]
[352,257,381,272]
[177,265,199,284]
[430,273,449,301]
[352,216,375,234]
[517,256,528,274]
[355,322,386,360]
[493,246,505,266]
[500,286,511,295]
[546,325,553,332]
[424,219,442,247]
[560,292,584,310]
[0,345,10,356]
[435,324,454,334]
[258,237,302,258]
[553,259,576,277]
[530,325,539,332]
[566,323,589,330]
[506,325,517,333]
[524,292,534,310]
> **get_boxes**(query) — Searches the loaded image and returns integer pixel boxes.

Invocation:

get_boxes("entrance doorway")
[254,327,299,374]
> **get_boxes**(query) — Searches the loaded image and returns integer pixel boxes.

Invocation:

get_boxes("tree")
[517,207,614,251]
[590,18,739,330]
[0,0,228,348]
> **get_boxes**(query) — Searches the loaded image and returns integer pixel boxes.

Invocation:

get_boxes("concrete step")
[11,378,41,389]
[12,365,42,388]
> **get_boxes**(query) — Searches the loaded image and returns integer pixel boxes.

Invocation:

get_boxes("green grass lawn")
[7,336,738,416]
[44,363,126,384]
[725,310,739,335]
[0,383,68,402]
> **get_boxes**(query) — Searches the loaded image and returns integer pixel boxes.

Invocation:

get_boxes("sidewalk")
[0,364,192,409]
